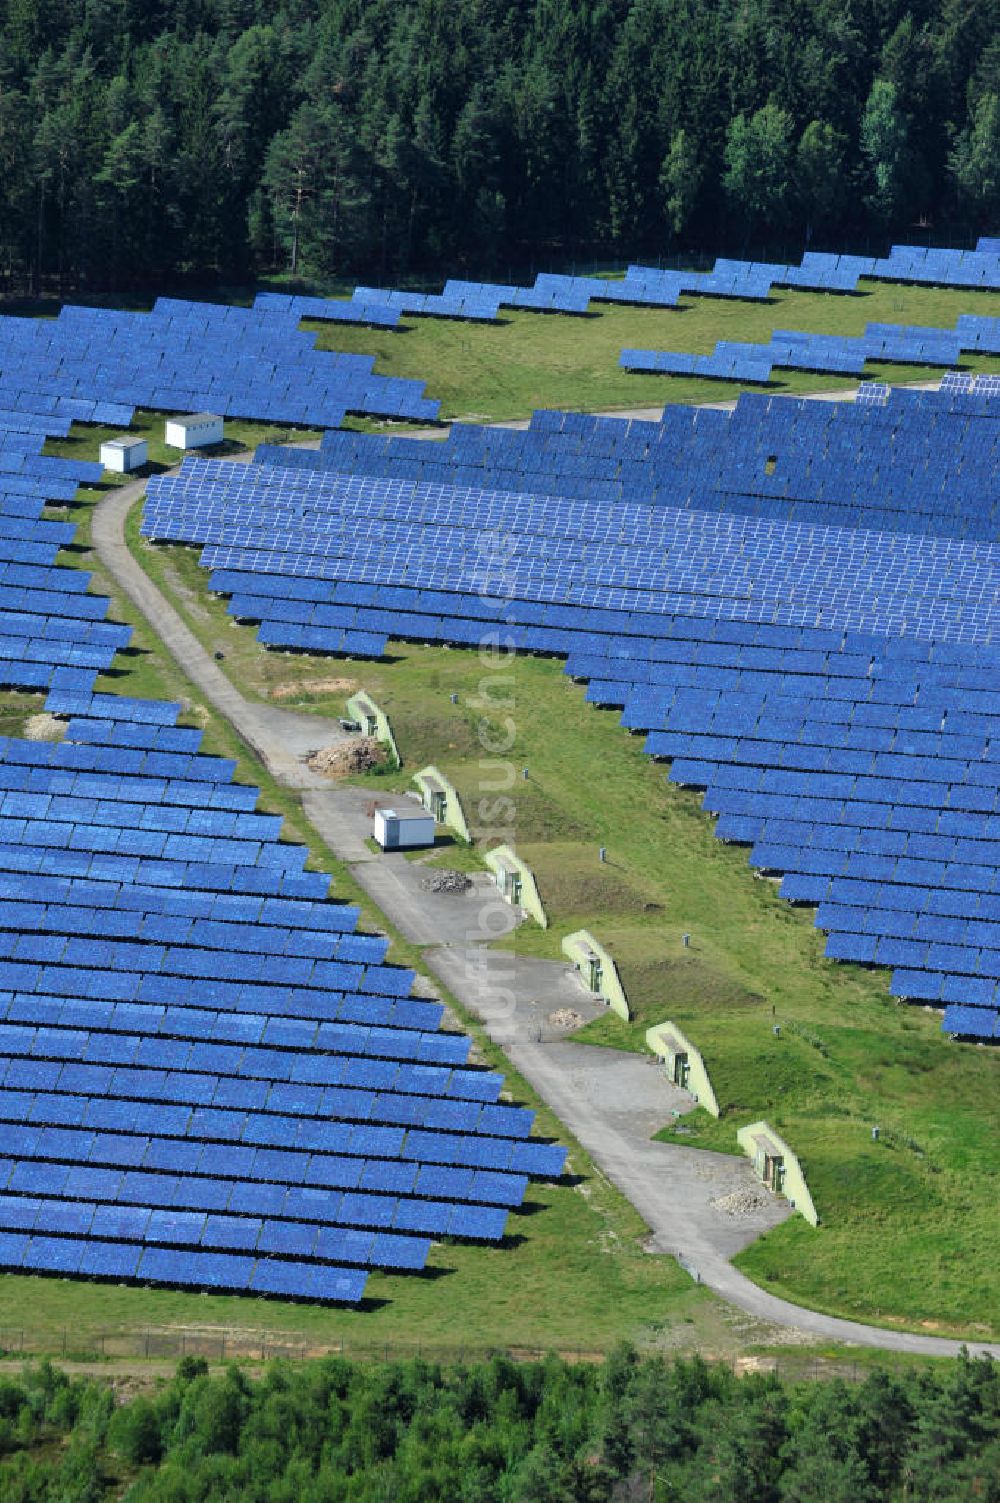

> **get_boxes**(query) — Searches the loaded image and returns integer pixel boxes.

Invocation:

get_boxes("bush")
[109,1399,162,1467]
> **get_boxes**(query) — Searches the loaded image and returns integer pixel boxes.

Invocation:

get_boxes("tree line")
[1,1344,999,1500]
[3,0,1000,294]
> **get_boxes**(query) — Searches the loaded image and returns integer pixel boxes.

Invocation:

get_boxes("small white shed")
[164,413,224,450]
[100,436,148,473]
[374,806,435,850]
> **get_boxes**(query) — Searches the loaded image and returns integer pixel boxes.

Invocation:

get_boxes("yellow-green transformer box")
[645,1021,720,1116]
[346,690,401,766]
[561,930,630,1020]
[484,845,547,928]
[412,765,470,842]
[737,1120,819,1226]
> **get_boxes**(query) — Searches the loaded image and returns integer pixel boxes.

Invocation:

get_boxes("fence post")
[144,1330,149,1358]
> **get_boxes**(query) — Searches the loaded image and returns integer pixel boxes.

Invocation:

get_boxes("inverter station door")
[763,1153,785,1194]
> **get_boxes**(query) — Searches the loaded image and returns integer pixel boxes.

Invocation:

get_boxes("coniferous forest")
[2,1348,1000,1501]
[3,0,1000,293]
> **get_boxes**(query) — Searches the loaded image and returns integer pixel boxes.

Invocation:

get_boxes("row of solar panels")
[0,1072,548,1172]
[0,1195,494,1251]
[146,514,998,679]
[305,386,1000,547]
[0,869,357,932]
[267,236,1000,331]
[0,1014,512,1113]
[619,314,1000,383]
[0,896,380,961]
[0,834,336,904]
[0,1197,429,1269]
[0,1158,508,1241]
[142,462,1000,650]
[0,1054,500,1132]
[0,1111,537,1210]
[207,565,998,667]
[0,994,482,1081]
[0,1234,368,1303]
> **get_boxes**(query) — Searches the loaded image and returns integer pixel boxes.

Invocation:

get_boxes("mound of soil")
[548,1008,585,1030]
[308,737,386,778]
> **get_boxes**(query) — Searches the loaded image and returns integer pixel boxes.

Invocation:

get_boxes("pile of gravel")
[548,1008,585,1030]
[710,1189,771,1219]
[420,870,473,895]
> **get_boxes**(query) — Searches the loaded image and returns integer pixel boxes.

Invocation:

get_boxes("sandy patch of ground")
[270,675,357,701]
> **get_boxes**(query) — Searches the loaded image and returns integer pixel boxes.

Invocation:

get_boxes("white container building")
[164,413,224,450]
[373,806,435,850]
[100,436,148,473]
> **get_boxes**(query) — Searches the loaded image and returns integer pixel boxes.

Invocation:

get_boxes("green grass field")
[309,280,1000,421]
[27,279,1000,1346]
[0,1170,705,1360]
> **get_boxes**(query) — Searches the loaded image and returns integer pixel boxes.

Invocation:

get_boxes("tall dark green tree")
[724,103,796,237]
[0,0,995,290]
[860,78,910,225]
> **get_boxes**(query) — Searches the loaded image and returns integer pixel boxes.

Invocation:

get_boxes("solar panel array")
[619,317,998,384]
[142,384,1000,1042]
[0,357,563,1304]
[293,237,1000,329]
[254,385,1000,543]
[1,261,996,1310]
[0,299,438,429]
